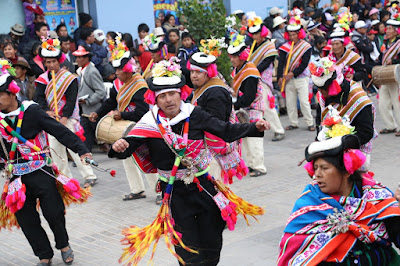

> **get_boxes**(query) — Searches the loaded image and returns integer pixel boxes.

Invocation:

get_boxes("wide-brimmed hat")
[269,7,283,16]
[227,33,247,55]
[387,19,400,27]
[0,60,20,94]
[72,45,91,57]
[107,33,131,69]
[307,20,321,31]
[13,58,34,76]
[273,16,287,28]
[247,13,264,34]
[152,27,165,37]
[39,38,62,59]
[371,19,380,26]
[143,33,166,53]
[189,52,216,68]
[10,24,25,36]
[147,57,186,92]
[286,12,302,31]
[309,56,343,89]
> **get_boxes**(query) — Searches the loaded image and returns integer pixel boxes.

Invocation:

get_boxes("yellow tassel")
[0,199,19,231]
[213,179,265,225]
[119,201,197,265]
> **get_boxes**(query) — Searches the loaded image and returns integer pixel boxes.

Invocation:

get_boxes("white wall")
[95,0,155,40]
[0,0,25,34]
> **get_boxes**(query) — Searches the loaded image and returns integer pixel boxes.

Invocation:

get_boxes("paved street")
[1,98,399,266]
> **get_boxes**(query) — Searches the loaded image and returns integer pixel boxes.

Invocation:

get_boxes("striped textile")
[329,49,361,81]
[248,40,278,67]
[114,73,148,112]
[279,40,312,73]
[382,39,400,65]
[277,177,400,266]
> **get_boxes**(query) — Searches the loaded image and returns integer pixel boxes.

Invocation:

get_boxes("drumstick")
[281,41,295,92]
[51,70,59,121]
[142,59,153,79]
[81,114,91,118]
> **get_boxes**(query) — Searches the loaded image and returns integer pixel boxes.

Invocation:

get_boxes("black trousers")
[162,175,226,266]
[81,116,97,151]
[14,167,68,260]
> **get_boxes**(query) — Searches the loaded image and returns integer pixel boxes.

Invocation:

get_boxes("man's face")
[44,58,61,73]
[386,25,398,40]
[229,55,243,68]
[58,26,68,37]
[190,70,209,88]
[115,68,131,83]
[331,40,344,55]
[370,13,378,21]
[0,92,15,112]
[36,26,48,38]
[84,19,93,28]
[10,33,21,41]
[356,27,367,35]
[61,41,70,53]
[15,66,27,80]
[151,52,162,63]
[76,55,89,68]
[288,31,299,42]
[86,32,95,44]
[156,91,181,118]
[252,32,263,43]
[139,30,148,40]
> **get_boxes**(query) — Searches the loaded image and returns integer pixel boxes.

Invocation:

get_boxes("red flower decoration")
[47,39,53,45]
[322,117,340,127]
[110,170,116,177]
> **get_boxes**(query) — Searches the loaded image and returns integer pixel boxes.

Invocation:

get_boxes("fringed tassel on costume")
[0,189,19,231]
[56,181,92,207]
[207,174,265,225]
[119,194,198,266]
[221,159,248,184]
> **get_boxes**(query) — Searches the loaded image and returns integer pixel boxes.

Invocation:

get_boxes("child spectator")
[167,29,180,55]
[177,32,199,61]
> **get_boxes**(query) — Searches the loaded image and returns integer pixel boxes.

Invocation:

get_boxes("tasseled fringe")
[119,197,197,265]
[0,199,19,231]
[209,175,265,225]
[221,159,248,184]
[267,94,275,109]
[56,181,92,207]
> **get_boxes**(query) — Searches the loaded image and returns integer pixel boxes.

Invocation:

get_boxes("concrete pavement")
[1,97,399,266]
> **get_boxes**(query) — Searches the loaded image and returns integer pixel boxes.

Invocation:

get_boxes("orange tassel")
[0,199,19,231]
[119,200,198,265]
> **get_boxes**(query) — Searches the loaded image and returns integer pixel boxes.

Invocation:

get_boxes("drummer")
[89,36,158,201]
[310,56,376,170]
[328,27,366,83]
[378,19,400,136]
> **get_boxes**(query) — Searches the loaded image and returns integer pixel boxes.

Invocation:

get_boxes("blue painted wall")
[0,0,25,34]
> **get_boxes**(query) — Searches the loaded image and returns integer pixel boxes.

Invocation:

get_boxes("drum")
[95,115,135,144]
[371,65,400,86]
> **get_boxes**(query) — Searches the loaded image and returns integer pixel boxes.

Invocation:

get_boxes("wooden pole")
[281,41,295,92]
[51,70,59,121]
[247,40,257,61]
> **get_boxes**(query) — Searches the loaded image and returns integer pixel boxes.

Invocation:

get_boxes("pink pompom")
[123,58,137,73]
[58,53,66,64]
[343,149,366,174]
[328,80,342,96]
[298,29,307,39]
[239,48,250,61]
[267,95,275,109]
[34,54,43,62]
[284,31,290,41]
[8,81,20,94]
[180,85,192,101]
[186,60,191,70]
[144,89,156,105]
[304,161,315,177]
[206,63,218,78]
[261,25,269,38]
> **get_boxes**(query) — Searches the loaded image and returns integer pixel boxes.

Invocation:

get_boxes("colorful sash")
[191,78,247,183]
[248,41,278,67]
[0,102,49,175]
[114,74,148,112]
[278,177,400,266]
[232,62,264,121]
[279,40,311,77]
[382,38,400,66]
[317,81,377,153]
[329,49,361,81]
[126,104,212,175]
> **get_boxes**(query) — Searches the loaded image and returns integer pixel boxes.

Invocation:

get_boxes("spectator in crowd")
[380,10,390,24]
[167,29,180,55]
[74,13,95,43]
[2,42,20,65]
[344,0,356,13]
[306,20,323,46]
[264,7,283,32]
[14,57,36,101]
[134,24,152,72]
[158,10,166,24]
[9,24,25,53]
[303,7,316,21]
[73,45,106,151]
[59,36,75,73]
[155,18,162,28]
[177,32,198,62]
[367,29,381,66]
[352,20,374,84]
[369,8,380,24]
[0,34,12,57]
[93,29,106,47]
[106,31,117,43]
[122,33,142,73]
[311,35,327,61]
[56,23,76,52]
[354,0,370,19]
[272,16,287,49]
[292,0,305,10]
[21,22,47,61]
[22,0,44,38]
[163,14,179,43]
[319,12,334,35]
[372,21,385,49]
[153,27,165,39]
[28,42,45,76]
[78,28,108,74]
